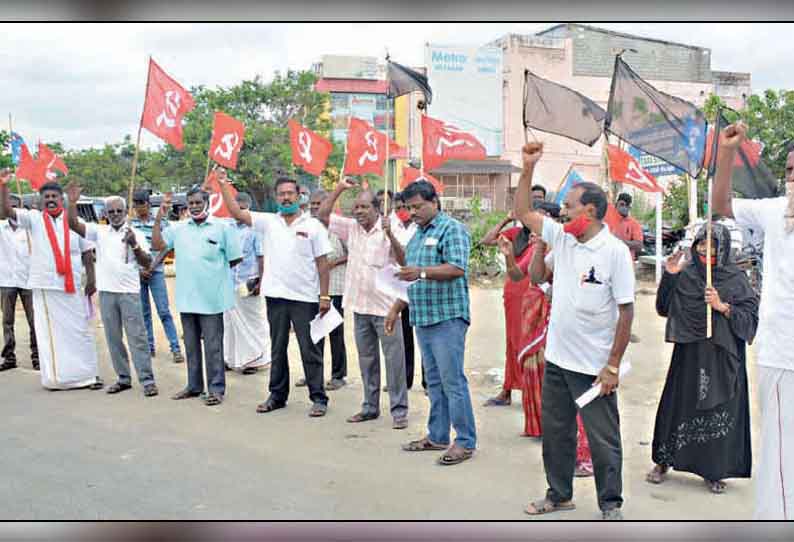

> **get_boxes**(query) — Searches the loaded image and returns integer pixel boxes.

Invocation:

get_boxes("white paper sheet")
[374,264,416,303]
[575,361,632,409]
[309,303,344,344]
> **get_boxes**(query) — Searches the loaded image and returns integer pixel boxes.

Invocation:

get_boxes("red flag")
[389,138,408,160]
[603,203,623,232]
[343,118,387,176]
[400,166,444,194]
[140,58,195,150]
[703,127,762,168]
[607,144,663,193]
[288,120,333,176]
[209,112,245,170]
[204,170,238,219]
[421,115,486,172]
[36,143,68,184]
[14,142,39,187]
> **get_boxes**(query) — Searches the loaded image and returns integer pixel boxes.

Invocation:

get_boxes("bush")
[466,195,508,276]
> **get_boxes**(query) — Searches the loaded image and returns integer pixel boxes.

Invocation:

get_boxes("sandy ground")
[0,278,760,520]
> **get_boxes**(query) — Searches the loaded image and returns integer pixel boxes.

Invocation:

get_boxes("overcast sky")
[2,22,791,151]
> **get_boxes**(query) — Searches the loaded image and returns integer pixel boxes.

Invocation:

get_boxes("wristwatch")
[605,365,619,375]
[419,269,428,280]
[319,295,332,302]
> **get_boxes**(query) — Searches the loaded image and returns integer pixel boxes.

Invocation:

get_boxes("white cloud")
[2,22,791,150]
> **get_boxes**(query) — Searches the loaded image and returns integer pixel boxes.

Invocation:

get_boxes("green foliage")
[0,130,12,170]
[466,195,508,276]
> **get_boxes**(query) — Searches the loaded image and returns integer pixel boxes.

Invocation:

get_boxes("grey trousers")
[542,361,623,511]
[353,313,408,420]
[1,287,37,364]
[99,291,155,386]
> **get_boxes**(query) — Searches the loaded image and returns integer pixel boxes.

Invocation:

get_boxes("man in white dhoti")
[0,170,102,391]
[224,192,270,375]
[714,124,794,520]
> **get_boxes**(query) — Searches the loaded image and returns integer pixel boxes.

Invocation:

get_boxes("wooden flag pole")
[128,56,152,215]
[384,93,391,216]
[706,176,713,339]
[8,114,32,252]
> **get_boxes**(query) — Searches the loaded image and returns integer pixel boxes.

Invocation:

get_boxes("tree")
[0,130,12,170]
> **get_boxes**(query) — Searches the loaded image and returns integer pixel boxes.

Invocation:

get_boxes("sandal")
[171,389,202,400]
[308,403,327,417]
[89,378,104,390]
[437,446,474,466]
[646,465,669,485]
[204,393,223,406]
[347,412,379,423]
[242,367,258,375]
[706,479,726,494]
[402,437,448,452]
[106,382,132,394]
[143,383,159,397]
[256,399,285,413]
[483,396,511,407]
[524,498,576,516]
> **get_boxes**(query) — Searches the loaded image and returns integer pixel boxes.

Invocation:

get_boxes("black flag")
[523,70,606,147]
[707,111,778,199]
[387,60,432,104]
[606,56,707,177]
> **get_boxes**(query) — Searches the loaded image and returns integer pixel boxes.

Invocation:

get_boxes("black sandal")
[204,393,223,406]
[106,382,132,394]
[256,399,285,413]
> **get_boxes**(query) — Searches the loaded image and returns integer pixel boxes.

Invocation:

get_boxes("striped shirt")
[327,231,347,297]
[406,212,470,327]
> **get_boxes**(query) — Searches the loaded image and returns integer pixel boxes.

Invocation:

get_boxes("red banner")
[209,112,245,170]
[607,144,663,193]
[421,115,486,172]
[343,118,387,176]
[140,58,195,150]
[400,166,444,194]
[288,119,333,176]
[204,170,238,219]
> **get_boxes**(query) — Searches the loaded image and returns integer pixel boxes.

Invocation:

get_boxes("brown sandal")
[402,437,448,452]
[524,498,576,516]
[437,446,474,466]
[347,412,378,423]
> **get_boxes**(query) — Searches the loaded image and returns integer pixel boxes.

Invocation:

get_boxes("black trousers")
[318,295,346,380]
[266,297,328,406]
[1,287,37,365]
[542,361,623,511]
[180,312,225,395]
[401,305,425,389]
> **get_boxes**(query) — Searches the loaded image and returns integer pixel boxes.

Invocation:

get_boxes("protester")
[218,170,332,418]
[0,193,38,371]
[223,192,270,375]
[385,179,477,465]
[66,185,159,397]
[611,193,644,261]
[649,223,757,493]
[307,189,348,390]
[0,171,103,390]
[152,186,242,407]
[514,143,634,520]
[532,184,547,203]
[130,189,184,364]
[319,178,409,430]
[713,123,794,520]
[390,191,424,391]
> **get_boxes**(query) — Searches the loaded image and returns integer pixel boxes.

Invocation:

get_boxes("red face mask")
[46,204,64,217]
[563,214,592,238]
[396,209,411,223]
[698,254,718,266]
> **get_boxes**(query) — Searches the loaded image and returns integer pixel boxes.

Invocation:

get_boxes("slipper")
[646,465,668,485]
[256,400,285,413]
[143,384,159,397]
[706,479,726,494]
[483,397,511,407]
[437,446,474,466]
[204,393,223,406]
[106,382,132,394]
[347,412,378,423]
[308,403,327,417]
[524,498,576,516]
[171,389,202,400]
[402,437,448,452]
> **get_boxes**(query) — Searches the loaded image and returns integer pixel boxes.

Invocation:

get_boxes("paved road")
[1,282,760,519]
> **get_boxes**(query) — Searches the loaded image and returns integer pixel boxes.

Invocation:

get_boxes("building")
[491,24,752,201]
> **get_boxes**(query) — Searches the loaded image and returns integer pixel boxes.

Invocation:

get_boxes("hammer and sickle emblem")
[208,193,223,216]
[156,90,181,129]
[298,130,313,162]
[214,132,240,161]
[436,127,475,156]
[44,156,58,181]
[358,131,379,166]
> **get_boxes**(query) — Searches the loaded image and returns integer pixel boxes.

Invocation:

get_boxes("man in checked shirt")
[385,179,477,466]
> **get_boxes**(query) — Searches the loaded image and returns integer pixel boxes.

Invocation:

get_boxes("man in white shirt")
[218,170,333,418]
[0,194,38,371]
[713,123,794,520]
[0,171,102,391]
[66,183,158,397]
[513,143,635,520]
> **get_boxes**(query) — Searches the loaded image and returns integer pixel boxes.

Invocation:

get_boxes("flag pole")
[8,114,32,252]
[128,55,151,214]
[704,108,722,340]
[384,54,391,216]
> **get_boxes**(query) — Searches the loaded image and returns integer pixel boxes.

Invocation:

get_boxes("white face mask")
[191,201,210,221]
[785,181,794,234]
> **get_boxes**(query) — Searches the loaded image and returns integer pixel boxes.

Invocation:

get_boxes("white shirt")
[390,212,417,247]
[252,211,332,303]
[0,220,30,289]
[16,209,93,292]
[542,217,635,375]
[733,197,794,371]
[84,222,150,294]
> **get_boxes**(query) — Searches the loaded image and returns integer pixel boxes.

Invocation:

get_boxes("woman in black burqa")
[647,222,758,494]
